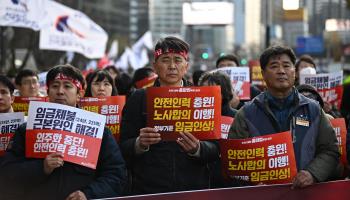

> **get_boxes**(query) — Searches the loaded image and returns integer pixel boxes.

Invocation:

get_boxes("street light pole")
[0,27,5,74]
[265,0,271,48]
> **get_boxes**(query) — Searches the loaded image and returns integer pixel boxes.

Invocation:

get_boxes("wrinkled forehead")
[268,54,293,63]
[49,79,75,86]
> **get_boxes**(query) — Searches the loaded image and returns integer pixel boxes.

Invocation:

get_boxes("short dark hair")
[15,69,38,85]
[131,67,155,86]
[84,69,118,97]
[199,71,233,106]
[115,73,132,96]
[295,54,316,72]
[259,45,296,70]
[192,70,206,86]
[0,75,15,95]
[104,65,120,76]
[46,64,85,92]
[154,36,189,60]
[216,54,240,68]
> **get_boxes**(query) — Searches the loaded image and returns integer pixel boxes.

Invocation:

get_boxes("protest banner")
[300,71,343,109]
[213,67,251,100]
[220,131,297,185]
[0,112,24,156]
[26,101,106,169]
[147,86,221,140]
[221,116,234,139]
[251,65,266,88]
[0,0,49,30]
[109,180,350,200]
[12,96,48,115]
[79,96,125,141]
[329,118,347,166]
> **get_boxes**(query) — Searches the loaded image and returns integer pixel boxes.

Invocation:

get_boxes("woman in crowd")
[85,69,118,97]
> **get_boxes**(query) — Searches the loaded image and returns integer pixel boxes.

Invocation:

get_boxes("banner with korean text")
[0,112,24,156]
[0,0,49,30]
[79,96,125,141]
[26,101,106,169]
[251,65,266,88]
[220,131,297,185]
[147,86,221,140]
[300,71,343,109]
[213,67,251,100]
[39,0,108,58]
[330,118,348,166]
[221,116,234,139]
[12,96,48,115]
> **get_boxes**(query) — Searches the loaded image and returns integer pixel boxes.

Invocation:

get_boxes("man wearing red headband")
[120,36,219,195]
[0,64,126,200]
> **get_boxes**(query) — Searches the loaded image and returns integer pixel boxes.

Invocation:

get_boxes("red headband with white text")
[49,73,83,91]
[154,48,188,60]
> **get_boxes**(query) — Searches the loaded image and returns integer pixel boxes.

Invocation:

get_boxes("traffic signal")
[201,52,209,59]
[240,58,248,65]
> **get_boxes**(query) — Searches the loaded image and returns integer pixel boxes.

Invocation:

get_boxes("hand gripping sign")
[26,101,106,169]
[147,86,222,141]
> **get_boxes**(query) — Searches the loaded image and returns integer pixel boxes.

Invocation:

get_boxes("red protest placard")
[221,116,234,139]
[330,118,347,166]
[0,112,25,156]
[26,129,101,169]
[26,101,106,169]
[232,81,251,100]
[220,131,297,185]
[12,96,48,115]
[79,96,126,141]
[135,73,158,89]
[147,86,222,141]
[318,85,343,110]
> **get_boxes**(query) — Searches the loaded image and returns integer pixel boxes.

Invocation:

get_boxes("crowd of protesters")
[0,36,349,199]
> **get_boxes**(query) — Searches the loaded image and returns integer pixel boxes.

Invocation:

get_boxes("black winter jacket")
[0,124,126,200]
[120,79,220,195]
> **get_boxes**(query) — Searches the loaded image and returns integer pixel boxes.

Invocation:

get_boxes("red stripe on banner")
[111,180,350,200]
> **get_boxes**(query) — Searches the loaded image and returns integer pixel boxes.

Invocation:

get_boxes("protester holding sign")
[198,71,236,188]
[229,45,340,188]
[0,64,126,200]
[0,75,17,161]
[120,36,219,195]
[215,54,261,109]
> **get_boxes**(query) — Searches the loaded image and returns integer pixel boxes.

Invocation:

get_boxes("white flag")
[129,49,149,70]
[0,0,49,30]
[39,0,108,59]
[107,40,118,59]
[115,47,132,70]
[132,31,153,53]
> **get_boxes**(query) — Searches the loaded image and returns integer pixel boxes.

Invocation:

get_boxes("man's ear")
[10,95,15,104]
[78,89,85,99]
